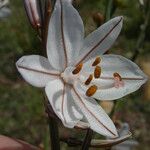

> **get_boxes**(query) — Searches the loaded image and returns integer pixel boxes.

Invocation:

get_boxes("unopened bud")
[93,12,104,27]
[24,0,41,29]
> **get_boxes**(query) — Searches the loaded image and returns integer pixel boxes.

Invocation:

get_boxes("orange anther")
[113,72,122,81]
[94,66,101,78]
[72,63,83,75]
[92,57,101,66]
[86,85,97,97]
[85,74,93,85]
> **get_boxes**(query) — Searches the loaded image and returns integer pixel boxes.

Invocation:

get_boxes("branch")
[60,132,132,148]
[43,95,60,150]
[81,129,93,150]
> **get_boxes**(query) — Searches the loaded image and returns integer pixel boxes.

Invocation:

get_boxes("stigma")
[113,72,124,88]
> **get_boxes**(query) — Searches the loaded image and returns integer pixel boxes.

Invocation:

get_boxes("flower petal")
[47,0,84,71]
[83,54,148,100]
[45,79,83,128]
[71,84,118,138]
[16,55,59,87]
[93,80,146,100]
[75,16,123,65]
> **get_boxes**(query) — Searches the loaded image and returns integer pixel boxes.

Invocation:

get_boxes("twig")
[43,95,60,150]
[81,129,93,150]
[39,1,60,148]
[48,117,60,150]
[38,0,44,28]
[60,132,132,148]
[105,0,113,21]
[43,0,52,50]
[131,0,150,61]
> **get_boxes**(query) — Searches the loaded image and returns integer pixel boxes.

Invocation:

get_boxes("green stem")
[131,0,150,61]
[43,95,60,150]
[48,116,60,150]
[81,129,93,150]
[43,0,52,50]
[105,0,113,21]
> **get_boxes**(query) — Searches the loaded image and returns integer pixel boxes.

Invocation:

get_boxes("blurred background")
[0,0,150,149]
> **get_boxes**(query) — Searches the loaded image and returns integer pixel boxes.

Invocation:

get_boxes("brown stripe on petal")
[60,0,68,67]
[72,63,83,75]
[85,74,93,85]
[73,87,117,137]
[94,66,101,78]
[86,85,97,97]
[92,57,101,66]
[113,72,122,81]
[75,17,123,66]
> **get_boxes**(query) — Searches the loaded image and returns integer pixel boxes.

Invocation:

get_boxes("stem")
[43,95,60,150]
[81,129,93,150]
[61,131,132,148]
[105,0,113,21]
[40,0,60,147]
[43,0,52,50]
[131,0,150,61]
[48,116,60,150]
[38,0,44,28]
[51,0,56,9]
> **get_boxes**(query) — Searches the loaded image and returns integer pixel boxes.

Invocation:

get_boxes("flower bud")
[24,0,41,28]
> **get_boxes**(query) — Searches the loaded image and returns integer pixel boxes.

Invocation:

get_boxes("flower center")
[60,67,78,85]
[61,57,125,97]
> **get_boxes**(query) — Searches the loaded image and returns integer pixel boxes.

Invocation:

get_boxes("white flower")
[16,0,147,138]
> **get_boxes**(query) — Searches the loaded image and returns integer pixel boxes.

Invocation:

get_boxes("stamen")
[72,63,83,75]
[113,72,122,81]
[86,85,97,97]
[85,74,93,85]
[94,66,101,78]
[92,57,101,66]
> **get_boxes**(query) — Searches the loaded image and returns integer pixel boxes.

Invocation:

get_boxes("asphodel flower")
[16,0,147,138]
